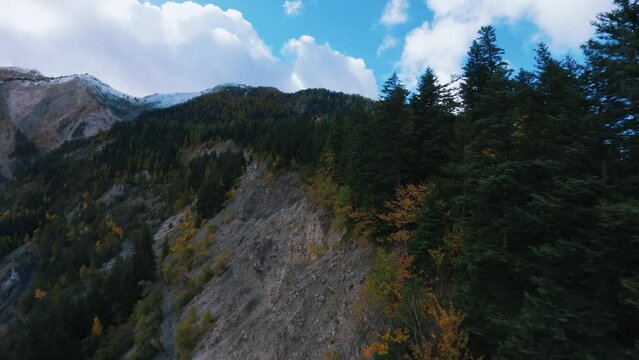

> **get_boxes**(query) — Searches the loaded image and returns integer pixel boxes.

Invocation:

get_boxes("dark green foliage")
[368,73,411,203]
[409,184,451,271]
[195,152,245,219]
[584,0,639,188]
[129,285,163,360]
[409,68,456,181]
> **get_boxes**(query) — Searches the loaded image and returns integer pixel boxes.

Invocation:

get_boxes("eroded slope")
[156,161,370,359]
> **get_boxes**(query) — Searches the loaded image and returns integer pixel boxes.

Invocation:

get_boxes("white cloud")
[283,35,378,99]
[398,0,614,88]
[283,0,303,16]
[377,35,398,56]
[0,0,377,98]
[380,0,409,26]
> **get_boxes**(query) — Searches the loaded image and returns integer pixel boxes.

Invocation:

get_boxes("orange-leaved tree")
[379,183,429,252]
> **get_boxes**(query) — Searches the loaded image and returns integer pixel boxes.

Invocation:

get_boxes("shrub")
[175,307,214,360]
[174,266,216,309]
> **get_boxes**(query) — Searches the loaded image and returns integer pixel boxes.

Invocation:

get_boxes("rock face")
[0,243,33,331]
[0,69,135,179]
[156,161,370,360]
[1,76,123,150]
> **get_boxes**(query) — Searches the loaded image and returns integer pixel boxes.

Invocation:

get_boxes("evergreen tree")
[409,68,456,181]
[369,73,410,205]
[495,44,611,359]
[132,225,156,282]
[452,26,522,356]
[584,0,639,186]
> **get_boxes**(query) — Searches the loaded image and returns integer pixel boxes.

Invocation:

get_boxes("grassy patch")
[175,307,214,360]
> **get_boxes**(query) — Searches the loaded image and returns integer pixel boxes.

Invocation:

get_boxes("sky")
[0,0,615,99]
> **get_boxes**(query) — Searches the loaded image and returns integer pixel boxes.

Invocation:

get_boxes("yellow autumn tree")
[379,183,429,251]
[92,316,104,336]
[409,292,473,360]
[362,290,476,360]
[171,209,199,271]
[361,249,414,313]
[106,218,124,238]
[34,288,47,300]
[428,228,464,297]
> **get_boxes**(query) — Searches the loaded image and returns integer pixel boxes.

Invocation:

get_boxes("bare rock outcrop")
[157,161,370,359]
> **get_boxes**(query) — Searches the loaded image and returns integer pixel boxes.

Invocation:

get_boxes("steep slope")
[1,75,124,151]
[0,84,376,360]
[155,161,370,359]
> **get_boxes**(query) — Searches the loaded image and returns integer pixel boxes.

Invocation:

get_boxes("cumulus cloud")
[283,0,303,16]
[283,35,378,99]
[377,35,398,56]
[380,0,409,26]
[398,0,614,88]
[0,0,376,98]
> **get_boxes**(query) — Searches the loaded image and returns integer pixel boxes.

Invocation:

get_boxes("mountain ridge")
[0,67,242,180]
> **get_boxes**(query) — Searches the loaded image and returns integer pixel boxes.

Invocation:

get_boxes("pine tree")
[409,68,456,181]
[584,0,639,186]
[133,225,156,282]
[368,73,410,205]
[452,26,522,356]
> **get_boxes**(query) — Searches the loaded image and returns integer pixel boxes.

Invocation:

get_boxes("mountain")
[0,67,220,180]
[0,78,375,359]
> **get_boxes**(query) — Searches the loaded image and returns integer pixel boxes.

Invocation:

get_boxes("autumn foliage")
[361,183,476,360]
[379,183,429,247]
[91,316,104,336]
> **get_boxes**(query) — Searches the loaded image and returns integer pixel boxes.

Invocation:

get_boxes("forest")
[0,0,637,359]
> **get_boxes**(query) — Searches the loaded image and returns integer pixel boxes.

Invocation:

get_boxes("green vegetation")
[175,307,214,360]
[0,107,244,358]
[129,285,163,360]
[174,265,216,309]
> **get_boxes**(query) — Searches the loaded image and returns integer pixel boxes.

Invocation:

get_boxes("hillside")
[155,160,369,359]
[0,84,375,359]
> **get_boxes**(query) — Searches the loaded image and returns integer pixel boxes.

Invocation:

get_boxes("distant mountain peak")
[0,66,47,81]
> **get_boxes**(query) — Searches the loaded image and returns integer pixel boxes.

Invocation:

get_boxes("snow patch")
[79,74,142,102]
[142,91,207,109]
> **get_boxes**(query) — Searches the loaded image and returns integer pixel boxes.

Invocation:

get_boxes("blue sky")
[0,0,614,98]
[161,0,421,82]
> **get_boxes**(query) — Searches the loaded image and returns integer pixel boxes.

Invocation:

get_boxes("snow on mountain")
[141,91,208,109]
[79,73,228,110]
[78,74,141,102]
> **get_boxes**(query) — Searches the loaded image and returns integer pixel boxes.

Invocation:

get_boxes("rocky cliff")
[155,161,370,359]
